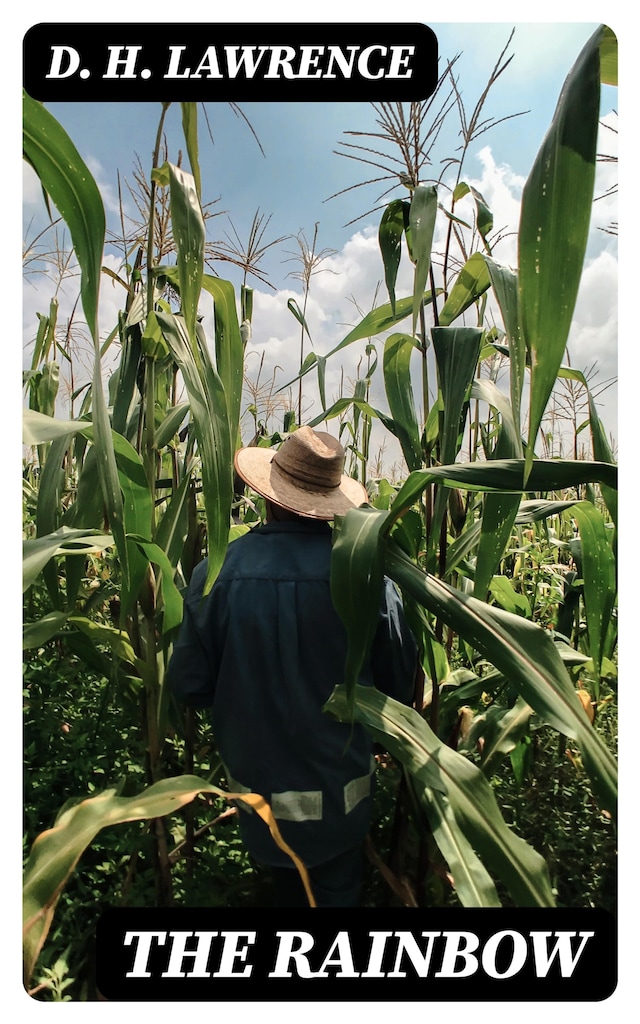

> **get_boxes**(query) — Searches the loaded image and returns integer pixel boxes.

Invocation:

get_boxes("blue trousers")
[269,846,364,907]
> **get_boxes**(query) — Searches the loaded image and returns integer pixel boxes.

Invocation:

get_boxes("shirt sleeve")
[369,577,418,705]
[166,565,217,710]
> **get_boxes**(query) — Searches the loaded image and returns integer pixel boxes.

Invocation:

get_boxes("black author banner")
[23,23,438,103]
[96,907,617,1002]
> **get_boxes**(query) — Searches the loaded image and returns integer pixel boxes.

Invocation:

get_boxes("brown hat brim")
[234,445,368,520]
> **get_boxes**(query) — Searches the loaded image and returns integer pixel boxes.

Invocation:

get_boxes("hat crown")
[272,426,344,491]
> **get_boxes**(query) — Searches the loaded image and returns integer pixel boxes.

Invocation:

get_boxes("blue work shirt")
[167,518,417,868]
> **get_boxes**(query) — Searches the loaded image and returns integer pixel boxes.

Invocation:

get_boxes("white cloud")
[240,140,617,466]
[23,139,617,470]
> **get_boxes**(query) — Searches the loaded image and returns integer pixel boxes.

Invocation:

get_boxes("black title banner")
[23,23,438,102]
[95,906,617,1002]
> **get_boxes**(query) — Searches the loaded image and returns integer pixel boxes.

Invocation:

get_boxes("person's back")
[168,427,417,905]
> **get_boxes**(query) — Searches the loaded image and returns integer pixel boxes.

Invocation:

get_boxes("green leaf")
[519,28,601,478]
[432,327,484,468]
[23,776,311,985]
[330,507,387,712]
[489,576,532,618]
[23,91,105,343]
[483,257,526,436]
[325,685,554,907]
[111,317,143,436]
[467,697,534,777]
[160,268,244,441]
[23,409,90,446]
[417,788,502,908]
[571,501,616,689]
[128,537,184,635]
[439,252,491,327]
[23,94,128,602]
[278,292,436,397]
[388,458,617,524]
[154,163,204,345]
[330,292,432,354]
[155,472,192,570]
[180,102,201,199]
[68,615,150,684]
[383,334,422,472]
[599,25,617,86]
[408,185,438,334]
[23,528,114,593]
[154,403,190,450]
[455,183,494,252]
[203,276,244,437]
[378,199,409,315]
[587,390,617,527]
[469,379,523,601]
[515,498,581,523]
[384,544,617,816]
[23,611,70,650]
[156,312,233,591]
[428,327,483,570]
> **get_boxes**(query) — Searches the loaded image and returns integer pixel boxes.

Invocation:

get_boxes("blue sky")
[23,16,618,463]
[36,21,608,290]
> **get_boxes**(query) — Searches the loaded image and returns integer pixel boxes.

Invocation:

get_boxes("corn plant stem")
[386,775,415,905]
[169,806,238,865]
[184,706,196,873]
[419,293,433,554]
[138,104,172,904]
[142,103,170,519]
[298,279,311,425]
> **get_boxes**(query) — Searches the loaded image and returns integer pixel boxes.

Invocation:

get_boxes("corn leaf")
[428,327,484,570]
[153,163,204,347]
[384,544,617,816]
[416,787,502,907]
[23,776,313,985]
[519,28,601,478]
[155,312,233,591]
[180,102,201,199]
[571,501,617,689]
[23,91,104,342]
[23,94,128,602]
[23,528,114,593]
[465,697,534,777]
[438,251,491,327]
[202,276,244,437]
[330,507,387,712]
[599,25,617,86]
[388,458,617,523]
[483,257,526,436]
[128,538,184,635]
[383,333,422,472]
[470,378,522,600]
[23,611,70,650]
[325,685,554,907]
[409,185,438,334]
[378,199,409,315]
[587,390,617,527]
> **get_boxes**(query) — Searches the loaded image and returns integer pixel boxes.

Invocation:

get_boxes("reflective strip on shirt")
[225,769,255,815]
[344,760,374,814]
[272,789,323,822]
[227,769,373,822]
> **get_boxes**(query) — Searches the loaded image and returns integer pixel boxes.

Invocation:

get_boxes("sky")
[21,16,619,476]
[16,5,631,1018]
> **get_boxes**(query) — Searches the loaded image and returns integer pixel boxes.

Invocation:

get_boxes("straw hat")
[234,425,368,520]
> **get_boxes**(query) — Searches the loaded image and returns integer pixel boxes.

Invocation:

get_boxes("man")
[167,426,417,907]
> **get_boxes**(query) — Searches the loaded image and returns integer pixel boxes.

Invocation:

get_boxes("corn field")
[23,25,617,1000]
